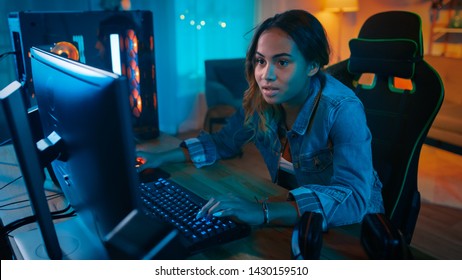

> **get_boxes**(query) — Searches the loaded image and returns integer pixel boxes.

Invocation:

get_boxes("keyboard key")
[139,177,250,254]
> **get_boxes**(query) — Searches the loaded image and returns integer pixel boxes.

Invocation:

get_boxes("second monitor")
[27,46,179,259]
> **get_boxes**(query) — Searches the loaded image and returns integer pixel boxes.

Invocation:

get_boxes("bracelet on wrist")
[262,199,269,224]
[255,196,270,225]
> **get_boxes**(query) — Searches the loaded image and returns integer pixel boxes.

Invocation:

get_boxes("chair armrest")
[291,211,323,260]
[360,213,412,259]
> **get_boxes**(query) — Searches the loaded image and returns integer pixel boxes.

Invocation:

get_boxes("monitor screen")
[30,46,142,240]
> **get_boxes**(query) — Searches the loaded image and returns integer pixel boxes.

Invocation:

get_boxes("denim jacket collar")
[270,76,322,136]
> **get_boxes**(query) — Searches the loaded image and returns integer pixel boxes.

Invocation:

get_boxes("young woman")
[137,9,384,229]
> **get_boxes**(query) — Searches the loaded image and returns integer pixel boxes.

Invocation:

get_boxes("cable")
[0,51,16,58]
[1,209,75,236]
[0,175,22,191]
[0,193,63,210]
[0,193,70,235]
[1,204,75,236]
[2,204,72,230]
[0,138,12,147]
[0,51,16,63]
[2,211,76,236]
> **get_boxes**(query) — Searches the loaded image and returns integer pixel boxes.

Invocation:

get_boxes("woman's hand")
[196,194,265,226]
[196,193,300,226]
[136,147,187,172]
[136,150,164,171]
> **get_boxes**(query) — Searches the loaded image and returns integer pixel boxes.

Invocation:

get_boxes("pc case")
[8,10,159,139]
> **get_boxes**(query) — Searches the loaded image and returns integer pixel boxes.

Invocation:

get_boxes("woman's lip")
[262,85,278,90]
[261,89,278,98]
[261,86,279,95]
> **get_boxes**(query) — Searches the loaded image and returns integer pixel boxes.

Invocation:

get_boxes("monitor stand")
[11,216,109,260]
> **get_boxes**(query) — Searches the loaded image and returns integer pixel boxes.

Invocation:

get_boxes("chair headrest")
[348,39,420,78]
[347,11,423,79]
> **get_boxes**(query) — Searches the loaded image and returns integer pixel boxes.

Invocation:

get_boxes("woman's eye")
[255,58,265,65]
[278,60,289,67]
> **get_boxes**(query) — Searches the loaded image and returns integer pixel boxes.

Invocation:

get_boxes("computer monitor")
[0,81,63,260]
[26,47,180,259]
[31,46,140,236]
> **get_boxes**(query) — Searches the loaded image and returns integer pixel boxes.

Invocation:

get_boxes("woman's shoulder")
[320,74,360,106]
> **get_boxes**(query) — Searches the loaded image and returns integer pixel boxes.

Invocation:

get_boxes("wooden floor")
[412,144,462,259]
[178,130,462,259]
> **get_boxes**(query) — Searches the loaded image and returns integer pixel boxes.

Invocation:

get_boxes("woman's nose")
[263,64,276,81]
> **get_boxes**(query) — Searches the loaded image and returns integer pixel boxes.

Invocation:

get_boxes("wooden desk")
[139,134,368,260]
[0,144,67,228]
[0,134,368,260]
[0,144,71,260]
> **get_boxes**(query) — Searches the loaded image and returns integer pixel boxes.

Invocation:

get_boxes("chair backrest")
[204,58,247,108]
[327,11,444,243]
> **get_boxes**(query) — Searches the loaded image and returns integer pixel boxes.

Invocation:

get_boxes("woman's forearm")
[159,147,188,164]
[266,201,299,226]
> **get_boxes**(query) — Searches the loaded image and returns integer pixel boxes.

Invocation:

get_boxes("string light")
[179,9,229,30]
[219,21,227,28]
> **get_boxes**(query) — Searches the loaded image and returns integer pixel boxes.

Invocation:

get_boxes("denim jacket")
[184,74,384,229]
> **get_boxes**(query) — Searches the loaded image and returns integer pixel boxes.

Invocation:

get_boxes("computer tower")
[8,10,159,139]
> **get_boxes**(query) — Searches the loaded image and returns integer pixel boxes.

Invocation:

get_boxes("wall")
[172,0,443,133]
[143,0,255,134]
[258,0,435,63]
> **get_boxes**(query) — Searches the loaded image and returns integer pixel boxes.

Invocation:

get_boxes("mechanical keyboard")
[139,177,251,255]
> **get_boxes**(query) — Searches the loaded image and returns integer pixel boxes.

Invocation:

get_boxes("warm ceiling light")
[325,0,359,62]
[324,0,359,13]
